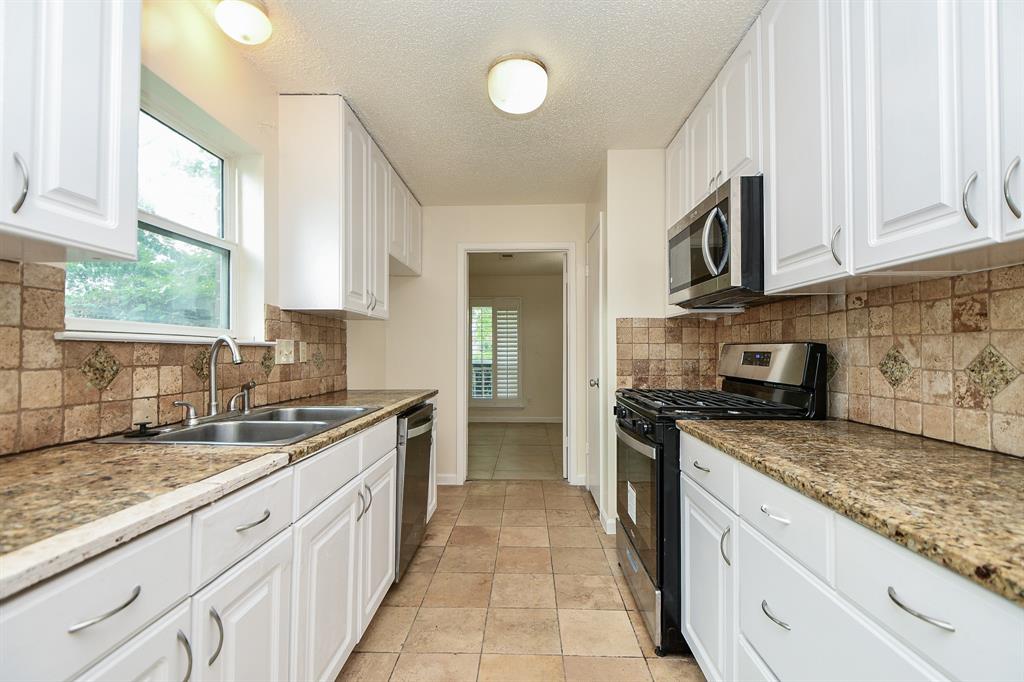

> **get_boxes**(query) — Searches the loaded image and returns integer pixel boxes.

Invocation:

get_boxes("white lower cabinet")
[77,603,192,682]
[681,475,737,682]
[291,477,363,682]
[360,450,398,624]
[735,634,776,682]
[191,529,293,682]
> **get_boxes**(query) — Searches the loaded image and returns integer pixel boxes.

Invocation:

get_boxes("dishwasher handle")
[406,420,433,439]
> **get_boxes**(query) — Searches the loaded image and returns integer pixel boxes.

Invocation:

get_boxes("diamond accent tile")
[965,345,1020,398]
[190,347,211,380]
[878,347,913,388]
[826,350,840,384]
[79,346,121,390]
[261,347,275,377]
[311,348,325,372]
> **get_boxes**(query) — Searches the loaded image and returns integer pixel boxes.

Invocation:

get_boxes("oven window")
[616,431,659,578]
[669,200,729,294]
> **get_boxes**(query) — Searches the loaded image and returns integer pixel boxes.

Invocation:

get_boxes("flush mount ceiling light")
[487,55,548,115]
[215,0,273,45]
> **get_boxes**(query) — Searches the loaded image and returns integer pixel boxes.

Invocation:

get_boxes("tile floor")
[468,423,564,480]
[338,480,706,682]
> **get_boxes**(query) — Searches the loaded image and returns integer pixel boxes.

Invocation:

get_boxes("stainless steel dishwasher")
[395,402,433,581]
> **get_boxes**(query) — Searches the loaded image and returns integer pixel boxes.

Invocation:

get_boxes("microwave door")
[668,206,727,304]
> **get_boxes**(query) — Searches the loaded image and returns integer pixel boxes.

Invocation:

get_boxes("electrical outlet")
[275,339,295,364]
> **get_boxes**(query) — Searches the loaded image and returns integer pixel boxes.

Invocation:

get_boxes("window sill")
[54,330,275,346]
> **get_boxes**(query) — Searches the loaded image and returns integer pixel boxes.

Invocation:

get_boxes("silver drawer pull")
[356,490,367,521]
[962,171,979,228]
[887,586,956,633]
[692,460,711,473]
[67,585,141,633]
[720,526,731,566]
[1005,156,1021,219]
[208,607,224,666]
[234,509,270,532]
[12,152,28,214]
[759,504,791,525]
[761,599,791,631]
[364,483,374,511]
[830,225,843,266]
[177,629,193,682]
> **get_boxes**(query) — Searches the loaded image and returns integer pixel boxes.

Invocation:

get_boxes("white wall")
[468,273,563,422]
[347,204,587,483]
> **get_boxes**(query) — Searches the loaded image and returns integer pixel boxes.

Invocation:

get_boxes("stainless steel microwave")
[667,175,764,308]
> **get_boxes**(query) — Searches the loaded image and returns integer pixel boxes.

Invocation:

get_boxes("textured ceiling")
[469,252,564,276]
[235,0,766,205]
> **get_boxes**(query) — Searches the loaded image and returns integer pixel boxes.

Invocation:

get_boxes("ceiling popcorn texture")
[234,0,766,205]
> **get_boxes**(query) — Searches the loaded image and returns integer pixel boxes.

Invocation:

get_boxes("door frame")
[585,215,606,502]
[456,242,578,485]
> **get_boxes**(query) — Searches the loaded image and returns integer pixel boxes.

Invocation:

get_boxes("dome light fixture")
[487,55,548,115]
[214,0,273,46]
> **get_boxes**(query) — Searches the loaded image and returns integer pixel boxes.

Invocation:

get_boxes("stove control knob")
[639,422,653,435]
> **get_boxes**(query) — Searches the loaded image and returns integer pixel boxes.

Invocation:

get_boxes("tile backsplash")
[0,261,347,455]
[618,264,1024,458]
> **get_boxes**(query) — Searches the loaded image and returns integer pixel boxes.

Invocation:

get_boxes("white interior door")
[585,219,603,498]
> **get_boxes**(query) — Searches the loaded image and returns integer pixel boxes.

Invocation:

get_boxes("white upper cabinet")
[850,0,999,270]
[407,198,422,274]
[687,86,719,208]
[0,0,140,261]
[390,173,422,277]
[717,20,762,183]
[342,110,371,314]
[762,0,852,293]
[665,125,687,230]
[368,142,390,319]
[998,0,1023,240]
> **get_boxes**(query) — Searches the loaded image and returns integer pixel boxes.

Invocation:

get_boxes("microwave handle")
[701,207,729,276]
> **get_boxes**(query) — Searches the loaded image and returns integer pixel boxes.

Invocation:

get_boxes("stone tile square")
[437,545,498,573]
[545,509,593,526]
[422,572,493,608]
[463,494,507,510]
[499,526,550,547]
[563,657,652,682]
[554,574,624,610]
[354,606,418,653]
[405,607,487,653]
[466,481,507,496]
[544,495,587,510]
[559,609,642,657]
[495,546,553,574]
[408,546,443,573]
[551,548,611,575]
[490,573,556,608]
[505,482,544,496]
[457,508,504,526]
[383,571,431,607]
[628,609,656,657]
[337,652,398,681]
[422,524,453,546]
[482,608,562,655]
[448,526,500,546]
[502,509,548,526]
[548,526,601,548]
[478,654,565,682]
[390,653,480,682]
[647,657,707,682]
[503,493,547,509]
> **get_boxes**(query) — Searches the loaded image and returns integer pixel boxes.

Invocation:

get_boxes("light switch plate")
[275,339,295,364]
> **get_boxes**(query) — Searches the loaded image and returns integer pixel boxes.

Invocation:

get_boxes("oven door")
[616,423,660,581]
[668,195,732,305]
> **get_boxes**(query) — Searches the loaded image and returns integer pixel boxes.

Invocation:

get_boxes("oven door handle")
[700,207,730,276]
[615,424,658,460]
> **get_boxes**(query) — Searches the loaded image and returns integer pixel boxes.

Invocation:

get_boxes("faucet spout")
[208,335,243,416]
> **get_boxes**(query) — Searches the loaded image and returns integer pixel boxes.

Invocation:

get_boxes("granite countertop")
[0,389,436,599]
[676,419,1024,607]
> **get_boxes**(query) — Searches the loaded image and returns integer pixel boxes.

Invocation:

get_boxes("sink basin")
[242,406,377,423]
[149,420,329,446]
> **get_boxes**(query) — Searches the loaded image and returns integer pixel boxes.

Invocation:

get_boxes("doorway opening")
[456,244,576,484]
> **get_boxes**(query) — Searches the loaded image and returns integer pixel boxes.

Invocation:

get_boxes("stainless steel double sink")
[102,406,381,446]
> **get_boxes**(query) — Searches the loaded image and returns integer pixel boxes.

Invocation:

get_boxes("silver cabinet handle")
[761,599,791,631]
[962,171,979,228]
[177,629,193,682]
[692,460,711,473]
[67,585,141,633]
[208,607,224,666]
[830,225,843,266]
[589,378,600,387]
[234,508,270,533]
[1004,156,1021,219]
[364,483,374,512]
[887,586,956,632]
[720,526,731,566]
[759,504,791,525]
[12,152,28,214]
[356,490,367,521]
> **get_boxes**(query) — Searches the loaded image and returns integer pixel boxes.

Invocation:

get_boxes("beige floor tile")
[429,509,460,526]
[605,547,624,576]
[448,525,500,546]
[463,494,507,510]
[438,484,469,497]
[562,656,652,682]
[389,653,481,682]
[548,526,601,548]
[457,508,504,526]
[505,481,544,496]
[544,495,587,510]
[646,656,707,682]
[559,609,642,657]
[490,573,556,608]
[554,574,624,610]
[408,546,443,573]
[404,607,488,653]
[503,493,547,509]
[478,654,566,682]
[543,480,586,494]
[551,547,612,575]
[336,652,398,681]
[436,496,465,511]
[599,531,617,548]
[499,526,550,547]
[495,470,563,480]
[615,575,638,611]
[545,510,593,527]
[437,544,498,573]
[353,606,418,653]
[468,470,495,480]
[469,443,502,456]
[470,432,504,445]
[383,571,431,607]
[422,524,453,546]
[422,572,493,608]
[482,608,562,655]
[502,430,550,445]
[501,509,547,526]
[627,609,657,658]
[467,481,507,495]
[495,546,553,574]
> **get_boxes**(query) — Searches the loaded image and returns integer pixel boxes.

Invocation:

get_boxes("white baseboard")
[468,416,562,424]
[600,508,617,535]
[567,469,585,486]
[437,473,463,486]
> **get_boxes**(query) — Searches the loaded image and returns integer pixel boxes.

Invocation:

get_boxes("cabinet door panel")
[368,143,389,318]
[407,198,422,274]
[343,110,370,312]
[76,604,191,682]
[687,88,718,207]
[762,0,849,292]
[388,169,407,263]
[291,479,362,682]
[666,126,686,230]
[999,0,1023,239]
[361,450,397,623]
[851,0,997,267]
[718,21,761,181]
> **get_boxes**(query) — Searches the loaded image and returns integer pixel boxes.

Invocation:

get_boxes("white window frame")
[469,296,524,408]
[64,107,240,339]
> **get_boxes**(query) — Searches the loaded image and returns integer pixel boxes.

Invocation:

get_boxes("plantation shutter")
[469,298,521,403]
[494,301,520,399]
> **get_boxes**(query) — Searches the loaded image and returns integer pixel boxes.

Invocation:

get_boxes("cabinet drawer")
[191,469,293,590]
[76,601,191,682]
[680,432,738,510]
[738,464,832,580]
[294,434,362,520]
[835,515,1024,682]
[739,523,943,682]
[736,635,777,682]
[360,416,397,470]
[0,518,191,682]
